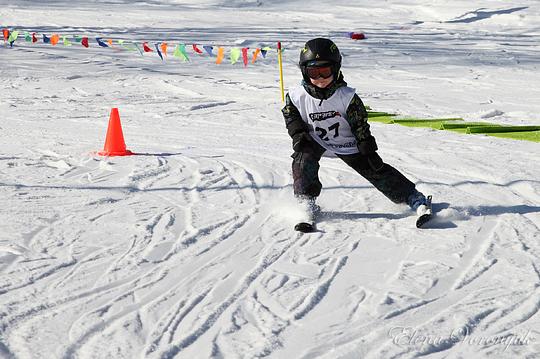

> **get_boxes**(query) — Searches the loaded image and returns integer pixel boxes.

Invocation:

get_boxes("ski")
[416,195,433,228]
[294,222,316,233]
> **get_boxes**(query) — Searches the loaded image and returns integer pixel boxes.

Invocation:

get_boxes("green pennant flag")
[7,30,19,43]
[73,35,82,43]
[173,44,189,61]
[133,43,144,56]
[62,36,72,46]
[24,32,32,42]
[118,40,136,51]
[173,44,181,58]
[173,45,181,57]
[230,47,241,64]
[118,40,129,50]
[179,44,189,61]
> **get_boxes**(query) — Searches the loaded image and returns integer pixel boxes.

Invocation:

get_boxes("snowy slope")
[1,1,540,358]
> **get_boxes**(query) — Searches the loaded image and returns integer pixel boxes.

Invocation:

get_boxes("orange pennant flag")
[216,47,225,64]
[51,34,60,46]
[160,42,168,56]
[108,39,113,47]
[252,48,261,64]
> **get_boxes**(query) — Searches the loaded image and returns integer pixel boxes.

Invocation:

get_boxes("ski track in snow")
[2,1,540,358]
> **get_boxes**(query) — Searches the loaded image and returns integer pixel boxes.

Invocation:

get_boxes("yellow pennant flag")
[230,48,240,64]
[62,36,72,46]
[216,47,225,64]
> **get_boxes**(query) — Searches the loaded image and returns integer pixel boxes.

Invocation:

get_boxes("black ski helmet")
[299,38,342,82]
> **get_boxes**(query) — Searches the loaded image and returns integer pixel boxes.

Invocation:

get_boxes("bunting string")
[2,27,278,67]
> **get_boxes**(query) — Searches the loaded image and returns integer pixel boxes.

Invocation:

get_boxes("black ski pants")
[292,141,416,204]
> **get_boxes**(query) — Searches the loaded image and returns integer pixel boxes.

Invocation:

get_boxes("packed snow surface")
[1,1,540,358]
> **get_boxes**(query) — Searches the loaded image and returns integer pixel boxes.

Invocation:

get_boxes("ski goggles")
[305,65,333,79]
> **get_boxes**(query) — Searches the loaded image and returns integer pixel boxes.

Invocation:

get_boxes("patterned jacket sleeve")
[282,93,308,138]
[346,94,378,155]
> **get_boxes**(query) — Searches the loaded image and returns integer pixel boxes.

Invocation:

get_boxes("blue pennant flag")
[203,45,214,57]
[96,38,109,47]
[155,43,163,60]
[43,34,50,43]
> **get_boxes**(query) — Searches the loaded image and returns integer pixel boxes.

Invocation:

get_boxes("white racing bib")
[289,85,359,155]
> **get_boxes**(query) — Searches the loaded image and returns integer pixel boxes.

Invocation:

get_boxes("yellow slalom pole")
[277,41,285,102]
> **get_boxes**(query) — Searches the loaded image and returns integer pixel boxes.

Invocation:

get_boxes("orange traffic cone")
[98,108,134,156]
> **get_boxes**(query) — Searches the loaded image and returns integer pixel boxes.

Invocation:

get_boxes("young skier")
[282,38,432,232]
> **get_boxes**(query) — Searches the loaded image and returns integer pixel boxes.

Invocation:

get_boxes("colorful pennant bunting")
[2,27,275,67]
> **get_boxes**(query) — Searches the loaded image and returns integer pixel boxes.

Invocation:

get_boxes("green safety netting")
[392,118,464,129]
[366,111,540,143]
[466,125,540,133]
[483,131,540,142]
[439,122,501,133]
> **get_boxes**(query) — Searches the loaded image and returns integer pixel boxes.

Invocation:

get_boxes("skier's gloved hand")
[367,152,384,171]
[357,135,378,155]
[357,135,384,170]
[292,132,313,152]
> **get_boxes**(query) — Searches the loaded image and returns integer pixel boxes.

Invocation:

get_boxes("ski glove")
[367,152,384,171]
[358,135,383,170]
[357,135,378,155]
[292,132,313,152]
